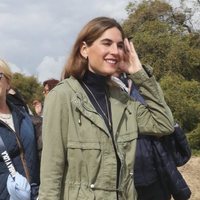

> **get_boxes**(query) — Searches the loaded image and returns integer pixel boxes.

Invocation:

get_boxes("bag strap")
[0,135,16,179]
[13,131,31,183]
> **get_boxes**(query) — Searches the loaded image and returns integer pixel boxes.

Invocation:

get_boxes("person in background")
[0,59,40,200]
[31,99,43,163]
[32,79,59,117]
[32,99,43,117]
[32,79,59,163]
[112,71,191,200]
[38,17,174,200]
[42,78,59,97]
[7,87,30,114]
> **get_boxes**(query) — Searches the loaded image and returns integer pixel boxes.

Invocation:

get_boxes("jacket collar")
[65,76,129,136]
[7,101,25,133]
[109,86,129,135]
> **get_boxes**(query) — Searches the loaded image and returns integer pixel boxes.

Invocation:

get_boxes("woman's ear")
[80,41,88,59]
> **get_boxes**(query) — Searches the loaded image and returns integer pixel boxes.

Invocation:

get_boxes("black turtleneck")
[81,70,111,131]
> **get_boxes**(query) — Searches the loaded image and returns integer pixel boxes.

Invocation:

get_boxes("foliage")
[11,73,43,110]
[122,0,200,150]
[187,123,200,150]
[122,0,200,81]
[160,73,200,132]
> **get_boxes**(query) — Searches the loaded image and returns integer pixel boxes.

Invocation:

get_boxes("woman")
[39,17,174,200]
[0,59,39,200]
[42,78,59,97]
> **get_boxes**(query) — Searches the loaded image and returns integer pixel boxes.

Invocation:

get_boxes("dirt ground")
[178,156,200,200]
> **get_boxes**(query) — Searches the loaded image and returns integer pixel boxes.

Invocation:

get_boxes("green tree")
[122,0,200,151]
[188,123,200,151]
[11,73,43,109]
[160,73,200,132]
[122,0,200,81]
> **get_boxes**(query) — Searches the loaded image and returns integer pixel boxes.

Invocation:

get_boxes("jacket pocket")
[67,141,101,150]
[67,140,102,169]
[67,141,102,169]
[117,131,138,151]
[117,131,138,143]
[66,141,102,194]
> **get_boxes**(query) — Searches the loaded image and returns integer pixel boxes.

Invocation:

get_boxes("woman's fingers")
[122,38,142,74]
[124,38,131,53]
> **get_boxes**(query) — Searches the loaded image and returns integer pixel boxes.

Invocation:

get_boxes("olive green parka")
[39,69,174,200]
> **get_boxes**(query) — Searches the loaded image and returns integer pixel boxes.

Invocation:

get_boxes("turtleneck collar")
[82,70,108,92]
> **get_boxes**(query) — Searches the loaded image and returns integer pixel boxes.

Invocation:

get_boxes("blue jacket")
[131,84,191,200]
[0,102,39,200]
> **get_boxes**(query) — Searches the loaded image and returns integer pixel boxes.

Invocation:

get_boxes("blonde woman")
[0,59,39,200]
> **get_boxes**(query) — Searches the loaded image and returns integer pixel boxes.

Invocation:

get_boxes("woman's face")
[0,69,10,99]
[81,27,124,76]
[43,84,50,97]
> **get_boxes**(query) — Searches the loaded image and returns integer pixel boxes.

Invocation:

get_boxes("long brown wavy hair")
[61,17,125,80]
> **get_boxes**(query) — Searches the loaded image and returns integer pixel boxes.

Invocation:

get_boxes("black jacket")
[131,84,191,200]
[152,126,191,200]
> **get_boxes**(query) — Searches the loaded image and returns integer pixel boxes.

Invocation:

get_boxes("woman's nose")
[110,43,119,55]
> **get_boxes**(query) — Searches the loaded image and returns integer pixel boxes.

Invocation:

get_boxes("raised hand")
[119,38,142,74]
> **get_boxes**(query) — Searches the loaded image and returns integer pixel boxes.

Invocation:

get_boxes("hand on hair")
[119,38,142,74]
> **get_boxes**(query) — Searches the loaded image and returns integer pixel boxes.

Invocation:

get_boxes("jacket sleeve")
[38,87,69,200]
[129,66,174,136]
[163,124,191,166]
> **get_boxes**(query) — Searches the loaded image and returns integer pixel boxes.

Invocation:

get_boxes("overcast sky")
[0,0,133,82]
[0,0,196,83]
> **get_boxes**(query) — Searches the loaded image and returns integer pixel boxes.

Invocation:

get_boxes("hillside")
[178,156,200,200]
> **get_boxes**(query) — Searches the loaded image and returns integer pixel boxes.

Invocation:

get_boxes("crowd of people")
[0,16,191,200]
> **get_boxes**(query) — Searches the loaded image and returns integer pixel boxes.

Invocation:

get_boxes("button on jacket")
[39,69,174,200]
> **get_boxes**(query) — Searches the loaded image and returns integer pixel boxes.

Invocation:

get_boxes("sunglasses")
[0,72,5,80]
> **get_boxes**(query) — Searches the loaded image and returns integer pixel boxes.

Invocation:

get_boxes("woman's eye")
[103,42,110,46]
[118,44,124,49]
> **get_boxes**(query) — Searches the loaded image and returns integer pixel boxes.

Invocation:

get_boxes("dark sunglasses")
[0,72,5,80]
